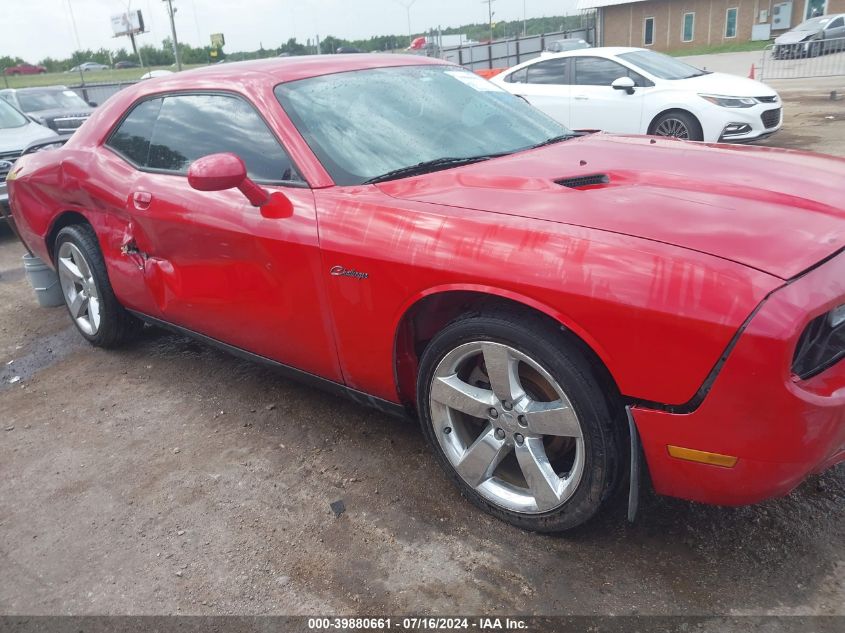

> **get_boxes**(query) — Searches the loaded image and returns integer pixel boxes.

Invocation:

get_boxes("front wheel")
[416,311,622,532]
[652,111,703,141]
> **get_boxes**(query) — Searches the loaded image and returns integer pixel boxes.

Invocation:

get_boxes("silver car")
[773,14,845,58]
[0,99,58,215]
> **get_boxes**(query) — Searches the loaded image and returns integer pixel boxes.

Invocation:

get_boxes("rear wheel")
[652,111,703,141]
[417,311,622,532]
[54,224,143,347]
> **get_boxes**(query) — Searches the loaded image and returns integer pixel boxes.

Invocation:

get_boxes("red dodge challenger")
[7,55,845,531]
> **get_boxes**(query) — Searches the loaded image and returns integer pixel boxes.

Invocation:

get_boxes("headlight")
[699,94,758,108]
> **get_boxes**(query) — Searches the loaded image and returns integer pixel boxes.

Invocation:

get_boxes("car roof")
[538,46,644,59]
[143,54,450,87]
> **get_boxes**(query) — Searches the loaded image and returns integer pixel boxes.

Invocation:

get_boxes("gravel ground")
[0,85,843,619]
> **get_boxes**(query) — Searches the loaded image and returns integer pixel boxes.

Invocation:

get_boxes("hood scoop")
[556,173,610,189]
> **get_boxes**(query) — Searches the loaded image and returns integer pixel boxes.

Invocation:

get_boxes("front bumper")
[698,100,782,142]
[632,249,845,506]
[709,105,783,142]
[773,41,816,58]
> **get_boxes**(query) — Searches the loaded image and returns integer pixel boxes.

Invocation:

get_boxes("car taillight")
[792,306,845,379]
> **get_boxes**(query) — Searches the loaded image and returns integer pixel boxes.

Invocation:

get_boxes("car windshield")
[0,99,29,129]
[18,89,88,112]
[797,17,831,29]
[274,65,570,185]
[618,50,708,79]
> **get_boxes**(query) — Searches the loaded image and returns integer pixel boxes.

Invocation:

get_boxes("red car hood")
[377,134,845,280]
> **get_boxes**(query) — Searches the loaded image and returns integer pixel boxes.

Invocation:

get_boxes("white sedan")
[490,47,782,142]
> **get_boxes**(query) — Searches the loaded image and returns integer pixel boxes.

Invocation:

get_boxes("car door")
[502,57,572,126]
[568,56,647,134]
[107,92,342,381]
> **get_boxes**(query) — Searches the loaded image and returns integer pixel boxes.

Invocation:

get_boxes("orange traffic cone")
[748,63,755,79]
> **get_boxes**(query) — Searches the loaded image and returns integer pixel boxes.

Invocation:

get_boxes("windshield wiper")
[363,153,511,184]
[526,134,576,150]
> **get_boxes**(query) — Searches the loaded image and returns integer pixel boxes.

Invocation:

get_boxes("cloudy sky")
[2,0,581,62]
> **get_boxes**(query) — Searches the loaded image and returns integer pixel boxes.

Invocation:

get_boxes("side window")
[525,58,569,85]
[573,57,633,86]
[505,68,528,83]
[827,17,844,28]
[106,98,163,166]
[725,8,738,38]
[146,94,301,183]
[682,12,695,42]
[644,17,655,46]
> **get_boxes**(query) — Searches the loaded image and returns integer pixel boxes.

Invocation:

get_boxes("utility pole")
[395,0,417,38]
[65,0,86,84]
[482,0,496,42]
[523,0,527,36]
[163,0,182,71]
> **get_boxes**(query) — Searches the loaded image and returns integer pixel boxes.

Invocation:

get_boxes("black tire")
[651,111,703,141]
[54,224,143,348]
[416,309,623,532]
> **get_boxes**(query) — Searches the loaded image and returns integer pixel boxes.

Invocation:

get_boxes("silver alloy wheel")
[57,241,101,336]
[654,117,690,139]
[430,341,585,514]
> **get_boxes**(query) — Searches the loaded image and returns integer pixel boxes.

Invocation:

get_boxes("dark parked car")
[0,86,94,135]
[3,63,47,76]
[773,14,845,58]
[0,98,58,215]
[114,61,141,69]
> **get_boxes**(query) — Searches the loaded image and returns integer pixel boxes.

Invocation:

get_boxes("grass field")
[1,65,205,89]
[668,40,770,57]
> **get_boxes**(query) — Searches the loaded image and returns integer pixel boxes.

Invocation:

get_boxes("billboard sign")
[111,10,145,37]
[210,33,225,48]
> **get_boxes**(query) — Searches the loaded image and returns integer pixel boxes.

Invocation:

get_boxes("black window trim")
[103,89,309,189]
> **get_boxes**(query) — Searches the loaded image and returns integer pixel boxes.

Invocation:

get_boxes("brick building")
[579,0,845,51]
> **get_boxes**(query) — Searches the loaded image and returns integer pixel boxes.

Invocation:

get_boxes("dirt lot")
[1,84,844,620]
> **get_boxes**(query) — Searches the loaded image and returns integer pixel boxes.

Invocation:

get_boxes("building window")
[725,8,738,38]
[682,12,695,42]
[644,17,655,45]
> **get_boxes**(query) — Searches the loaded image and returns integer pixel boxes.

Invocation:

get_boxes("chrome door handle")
[574,95,589,100]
